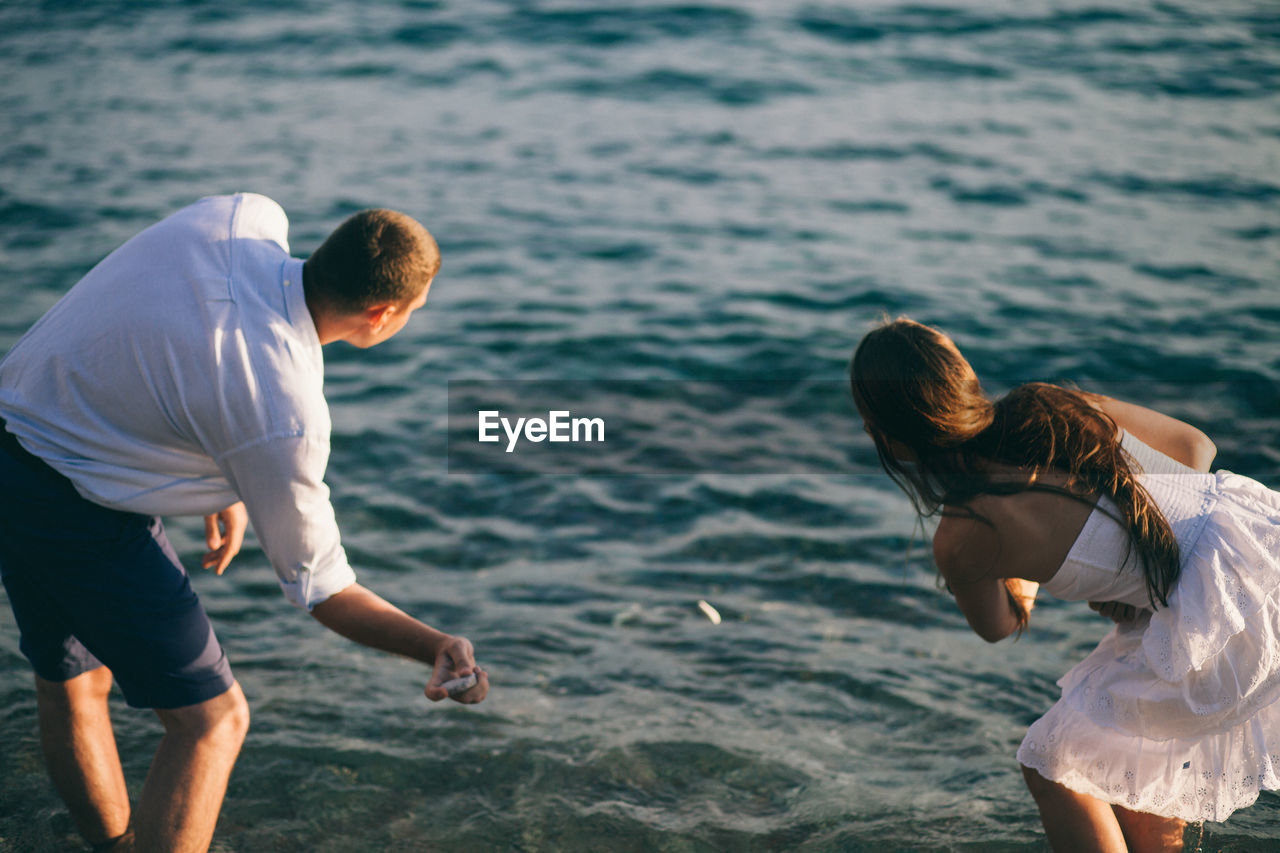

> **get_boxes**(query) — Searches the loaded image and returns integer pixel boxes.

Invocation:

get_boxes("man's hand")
[310,584,490,706]
[203,502,247,575]
[1088,600,1143,624]
[424,635,489,704]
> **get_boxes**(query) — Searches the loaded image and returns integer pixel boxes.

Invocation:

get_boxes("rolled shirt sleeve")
[218,433,356,610]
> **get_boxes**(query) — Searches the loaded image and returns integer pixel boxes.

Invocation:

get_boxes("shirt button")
[283,279,292,287]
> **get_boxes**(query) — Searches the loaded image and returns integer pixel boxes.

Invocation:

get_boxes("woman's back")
[937,432,1209,592]
[1043,432,1217,608]
[932,469,1098,641]
[934,479,1096,586]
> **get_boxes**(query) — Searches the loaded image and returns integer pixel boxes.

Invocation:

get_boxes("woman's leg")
[1113,805,1187,853]
[1021,764,1129,853]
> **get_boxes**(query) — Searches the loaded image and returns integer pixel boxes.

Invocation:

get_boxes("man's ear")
[363,303,397,332]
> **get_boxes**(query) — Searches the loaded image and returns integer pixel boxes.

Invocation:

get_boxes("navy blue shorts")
[0,424,235,709]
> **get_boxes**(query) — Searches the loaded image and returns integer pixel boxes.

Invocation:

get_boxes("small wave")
[763,140,999,169]
[1132,264,1260,291]
[1229,225,1280,241]
[392,21,468,49]
[0,192,83,231]
[1090,172,1280,203]
[1007,236,1122,263]
[494,5,754,48]
[794,6,1144,45]
[930,176,1091,207]
[554,68,814,106]
[827,199,911,215]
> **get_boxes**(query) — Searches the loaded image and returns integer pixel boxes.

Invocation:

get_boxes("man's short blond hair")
[305,209,439,314]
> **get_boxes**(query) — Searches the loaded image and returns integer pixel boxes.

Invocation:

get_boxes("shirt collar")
[281,256,321,354]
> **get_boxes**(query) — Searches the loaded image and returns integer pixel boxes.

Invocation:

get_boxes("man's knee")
[156,682,249,746]
[35,667,115,712]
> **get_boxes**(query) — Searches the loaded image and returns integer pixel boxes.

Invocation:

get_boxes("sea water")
[1,1,1278,850]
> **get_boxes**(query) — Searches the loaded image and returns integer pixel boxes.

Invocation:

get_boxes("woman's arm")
[1087,395,1216,472]
[934,514,1036,642]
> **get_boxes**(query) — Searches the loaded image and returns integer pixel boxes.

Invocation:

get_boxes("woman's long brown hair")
[850,318,1181,631]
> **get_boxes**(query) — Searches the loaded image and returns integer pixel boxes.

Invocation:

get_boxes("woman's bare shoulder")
[933,505,999,583]
[935,488,1095,584]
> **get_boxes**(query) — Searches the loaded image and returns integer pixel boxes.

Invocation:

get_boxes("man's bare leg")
[1022,764,1129,852]
[130,681,250,853]
[1113,804,1187,853]
[35,668,131,848]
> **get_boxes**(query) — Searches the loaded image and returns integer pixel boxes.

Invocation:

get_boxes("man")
[0,193,488,852]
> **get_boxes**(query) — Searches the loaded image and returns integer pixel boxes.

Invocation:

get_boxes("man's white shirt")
[0,194,357,609]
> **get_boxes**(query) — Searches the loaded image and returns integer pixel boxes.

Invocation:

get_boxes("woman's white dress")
[1016,432,1280,822]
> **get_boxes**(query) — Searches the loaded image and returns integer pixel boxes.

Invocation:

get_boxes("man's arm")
[216,436,488,703]
[311,584,488,703]
[218,434,357,608]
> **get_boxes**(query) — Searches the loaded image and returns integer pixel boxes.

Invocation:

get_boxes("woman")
[850,317,1280,852]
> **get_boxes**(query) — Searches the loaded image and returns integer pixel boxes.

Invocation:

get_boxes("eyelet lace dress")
[1016,432,1280,822]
